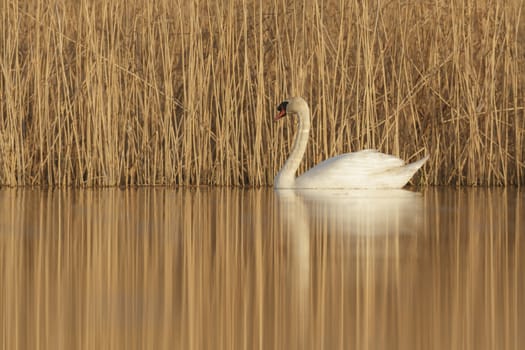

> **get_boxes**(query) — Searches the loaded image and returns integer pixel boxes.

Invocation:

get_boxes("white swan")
[274,97,429,189]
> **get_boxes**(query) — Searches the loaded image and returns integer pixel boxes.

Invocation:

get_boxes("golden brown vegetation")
[1,0,524,186]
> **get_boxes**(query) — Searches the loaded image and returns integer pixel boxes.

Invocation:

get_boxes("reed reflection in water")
[0,188,523,349]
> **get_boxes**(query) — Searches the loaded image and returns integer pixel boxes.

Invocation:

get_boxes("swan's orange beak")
[274,109,286,121]
[275,101,288,121]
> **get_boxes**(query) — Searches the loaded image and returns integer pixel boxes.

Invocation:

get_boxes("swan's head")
[274,97,309,121]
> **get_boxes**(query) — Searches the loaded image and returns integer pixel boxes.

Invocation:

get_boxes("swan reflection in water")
[275,188,424,283]
[275,188,424,236]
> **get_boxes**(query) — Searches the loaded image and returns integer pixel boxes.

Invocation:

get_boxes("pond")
[0,187,523,349]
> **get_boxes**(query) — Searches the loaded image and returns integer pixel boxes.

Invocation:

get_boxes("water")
[0,188,523,349]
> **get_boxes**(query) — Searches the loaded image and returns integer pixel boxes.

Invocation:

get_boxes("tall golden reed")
[0,0,524,186]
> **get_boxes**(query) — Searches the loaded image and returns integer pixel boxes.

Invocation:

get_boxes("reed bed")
[1,0,524,186]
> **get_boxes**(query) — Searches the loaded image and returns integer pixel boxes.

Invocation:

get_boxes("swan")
[273,97,429,189]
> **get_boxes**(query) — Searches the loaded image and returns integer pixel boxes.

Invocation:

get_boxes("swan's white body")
[274,97,429,189]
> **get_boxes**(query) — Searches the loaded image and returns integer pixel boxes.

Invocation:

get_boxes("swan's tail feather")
[404,154,429,172]
[383,154,429,187]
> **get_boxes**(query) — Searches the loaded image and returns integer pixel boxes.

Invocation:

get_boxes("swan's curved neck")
[274,108,310,188]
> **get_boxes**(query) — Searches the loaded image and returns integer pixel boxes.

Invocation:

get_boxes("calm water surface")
[0,187,523,349]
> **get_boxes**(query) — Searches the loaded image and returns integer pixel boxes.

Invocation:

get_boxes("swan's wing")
[304,149,405,175]
[295,149,406,188]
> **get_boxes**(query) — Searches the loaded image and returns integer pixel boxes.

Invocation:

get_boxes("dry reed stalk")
[0,0,524,186]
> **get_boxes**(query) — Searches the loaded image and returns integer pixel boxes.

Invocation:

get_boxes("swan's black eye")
[277,101,288,112]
